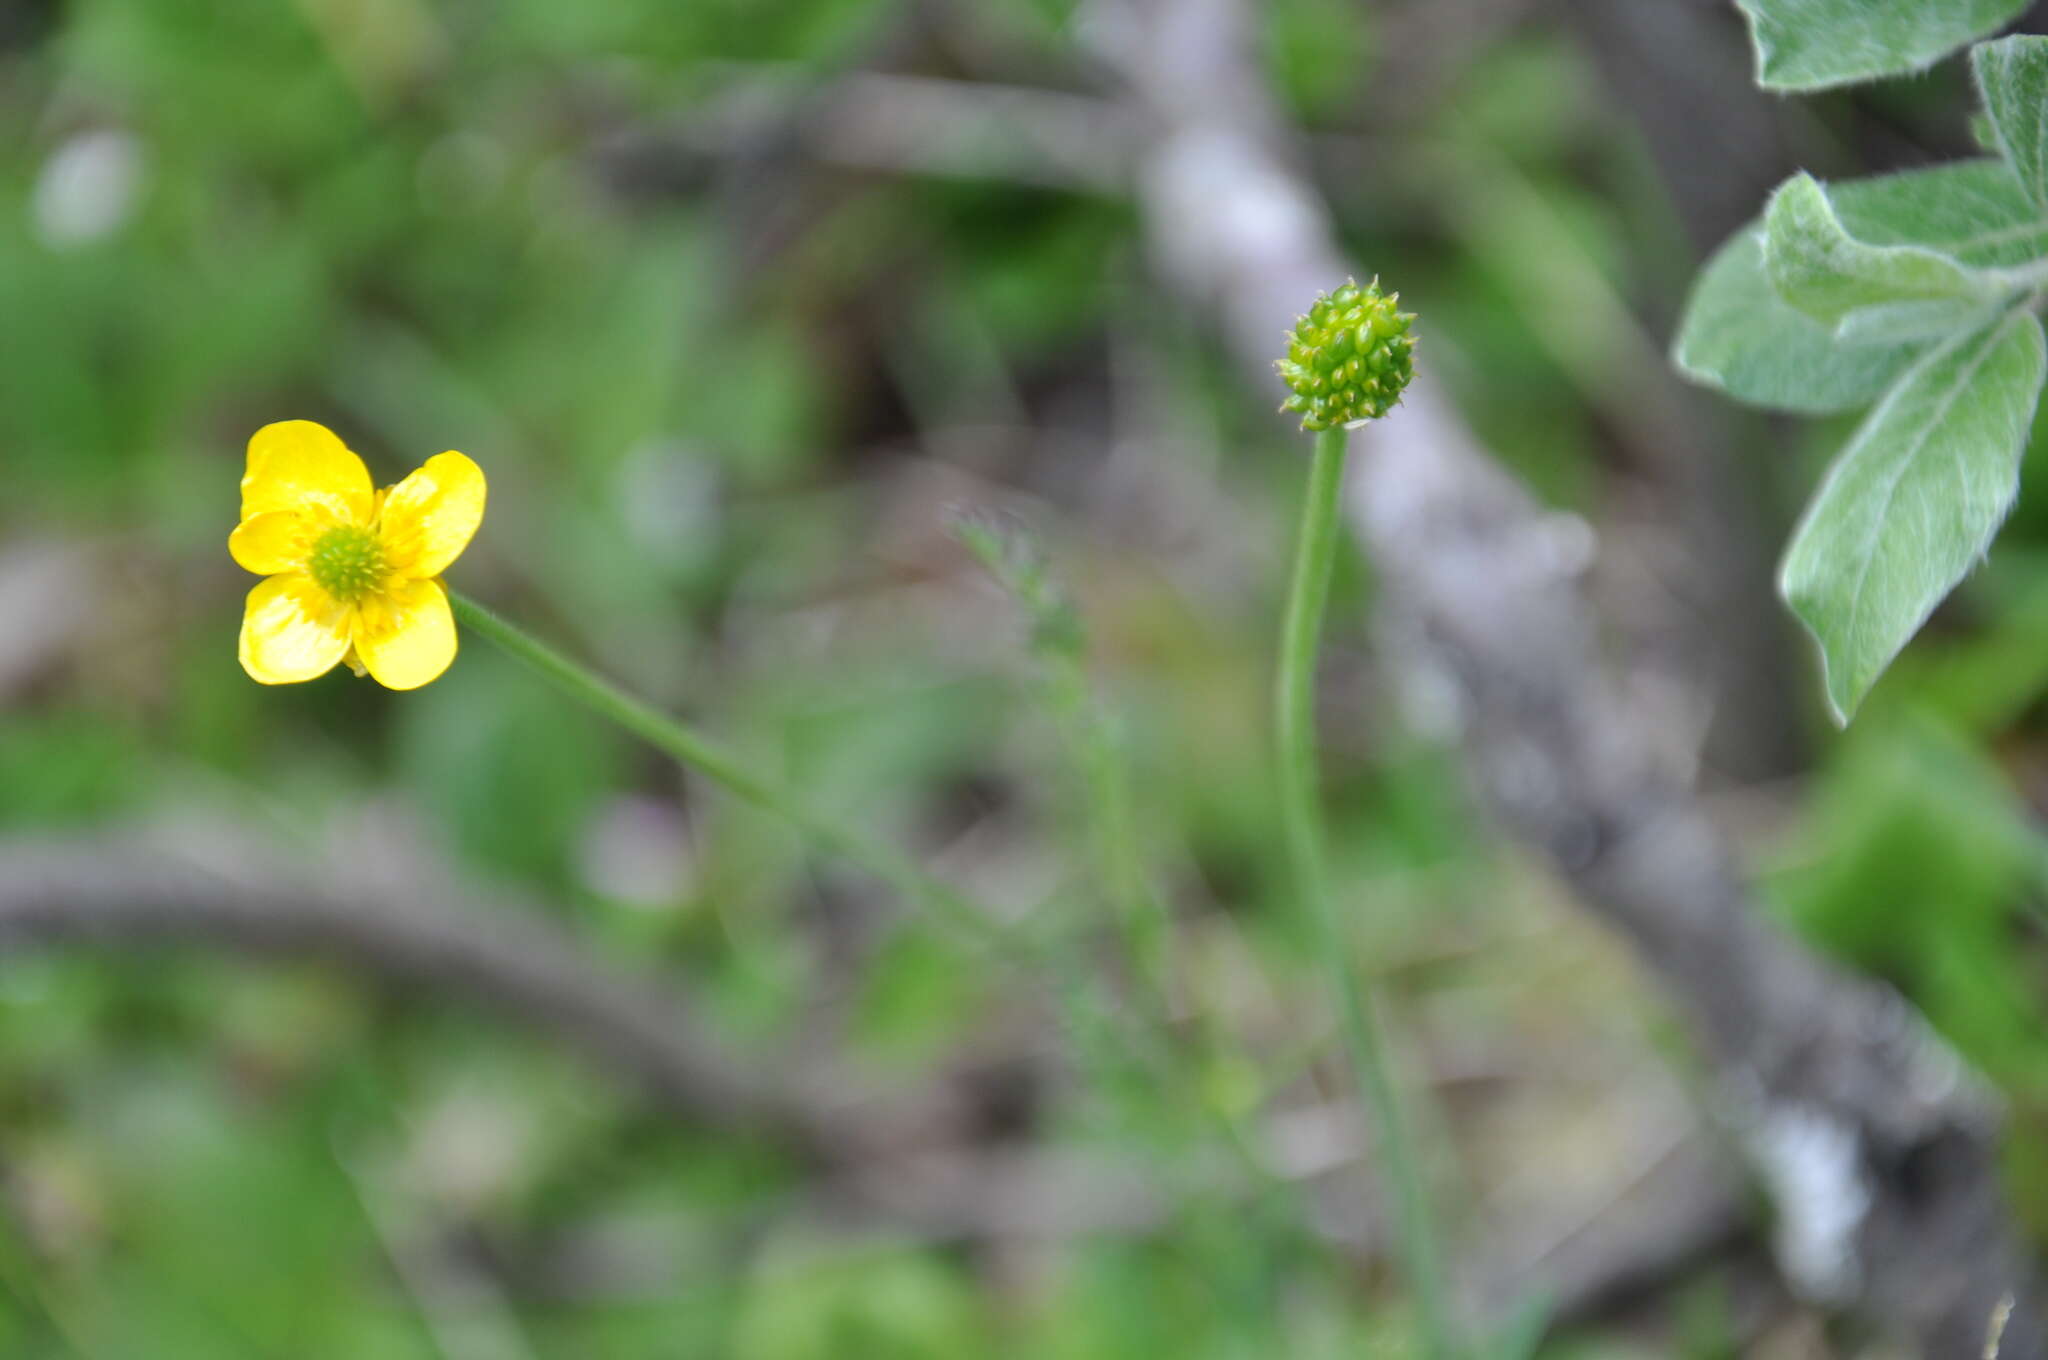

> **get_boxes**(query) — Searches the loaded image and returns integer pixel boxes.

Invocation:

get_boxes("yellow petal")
[227,509,317,576]
[241,421,374,526]
[239,574,351,685]
[351,577,456,690]
[377,451,485,578]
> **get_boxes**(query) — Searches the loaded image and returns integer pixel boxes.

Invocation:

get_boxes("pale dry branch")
[1083,0,2046,1352]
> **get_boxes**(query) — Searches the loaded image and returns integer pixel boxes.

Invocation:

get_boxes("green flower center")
[1276,278,1417,432]
[308,525,386,603]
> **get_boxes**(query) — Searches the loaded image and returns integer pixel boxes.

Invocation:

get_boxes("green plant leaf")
[1781,309,2047,723]
[1830,158,2048,269]
[1763,173,1996,328]
[1736,0,2027,91]
[1974,112,2004,155]
[1674,160,2048,412]
[1973,36,2048,209]
[1833,296,2006,346]
[1673,228,1926,412]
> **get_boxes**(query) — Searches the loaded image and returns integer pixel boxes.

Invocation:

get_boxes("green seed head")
[308,524,387,603]
[1275,278,1416,432]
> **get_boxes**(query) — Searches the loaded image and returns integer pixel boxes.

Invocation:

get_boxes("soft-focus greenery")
[10,3,2048,1357]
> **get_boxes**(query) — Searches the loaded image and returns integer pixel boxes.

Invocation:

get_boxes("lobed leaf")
[1673,228,1926,412]
[1763,173,1994,329]
[1736,0,2027,92]
[1973,36,2048,210]
[1780,309,2047,723]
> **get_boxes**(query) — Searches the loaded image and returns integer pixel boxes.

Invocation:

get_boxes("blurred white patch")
[1145,128,1324,289]
[617,439,721,573]
[402,1085,532,1213]
[1524,510,1597,579]
[0,540,93,699]
[33,130,144,248]
[577,794,694,910]
[1753,1103,1870,1302]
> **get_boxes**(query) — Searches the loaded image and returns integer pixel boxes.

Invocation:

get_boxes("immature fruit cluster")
[1276,278,1416,431]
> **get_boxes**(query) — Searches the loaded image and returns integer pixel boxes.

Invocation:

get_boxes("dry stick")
[0,836,905,1137]
[0,837,1413,1258]
[0,839,841,1150]
[1084,0,2046,1353]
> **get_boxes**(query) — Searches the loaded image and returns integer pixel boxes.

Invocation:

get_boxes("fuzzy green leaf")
[1781,309,2047,722]
[1828,158,2048,269]
[1973,112,2003,156]
[1763,173,1995,328]
[1736,0,2027,91]
[1675,160,2048,413]
[1673,228,1925,412]
[1832,297,2006,347]
[1973,36,2048,209]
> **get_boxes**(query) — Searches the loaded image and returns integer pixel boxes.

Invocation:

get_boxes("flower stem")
[447,590,995,947]
[1276,428,1453,1357]
[450,590,1175,1131]
[1040,650,1173,1015]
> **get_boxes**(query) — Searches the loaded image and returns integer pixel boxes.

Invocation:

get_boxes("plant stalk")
[1275,427,1453,1357]
[447,590,994,946]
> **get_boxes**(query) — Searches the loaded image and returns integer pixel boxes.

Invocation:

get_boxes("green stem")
[1036,647,1286,1194]
[452,588,1293,1211]
[1276,428,1453,1358]
[452,590,1192,1142]
[447,591,994,947]
[1041,652,1172,1013]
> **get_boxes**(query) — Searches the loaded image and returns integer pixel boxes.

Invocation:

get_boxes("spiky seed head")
[1275,278,1416,432]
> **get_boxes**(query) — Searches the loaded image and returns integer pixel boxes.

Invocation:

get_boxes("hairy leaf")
[1833,297,2006,346]
[1830,158,2048,269]
[1973,36,2048,209]
[1764,174,1995,328]
[1673,228,1925,412]
[1781,309,2047,723]
[1973,112,2003,156]
[1736,0,2027,91]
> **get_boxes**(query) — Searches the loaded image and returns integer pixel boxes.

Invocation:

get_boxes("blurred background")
[8,0,2048,1355]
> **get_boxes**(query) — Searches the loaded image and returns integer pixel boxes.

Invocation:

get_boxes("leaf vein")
[1838,314,2017,648]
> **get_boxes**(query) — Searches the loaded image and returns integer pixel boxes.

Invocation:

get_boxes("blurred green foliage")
[10,1,2048,1357]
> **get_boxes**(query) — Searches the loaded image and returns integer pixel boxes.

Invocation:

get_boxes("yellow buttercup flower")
[230,420,485,690]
